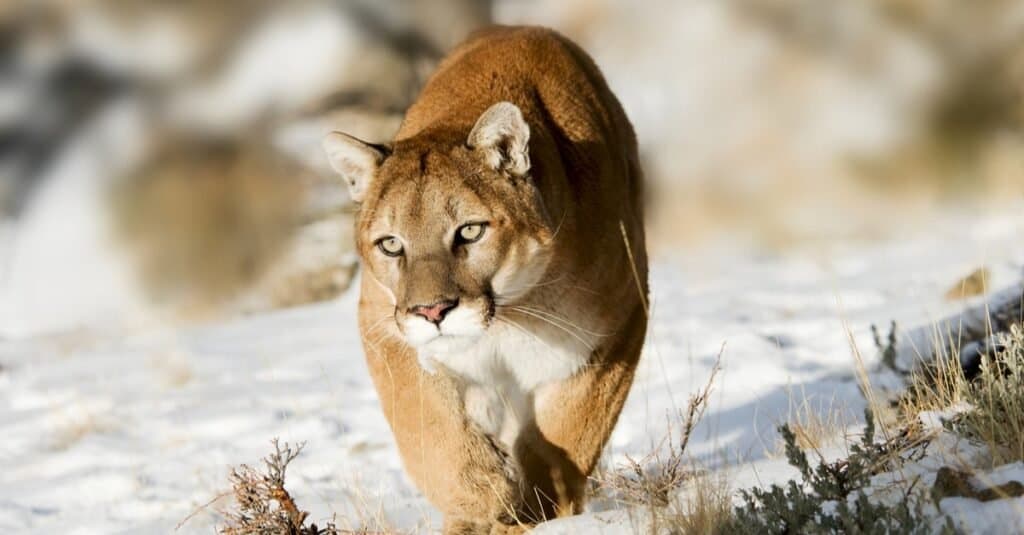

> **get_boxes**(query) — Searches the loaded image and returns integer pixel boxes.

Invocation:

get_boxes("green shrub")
[955,325,1024,465]
[725,411,951,535]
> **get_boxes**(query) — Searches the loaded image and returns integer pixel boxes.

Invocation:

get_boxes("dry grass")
[664,471,734,535]
[899,324,1024,467]
[219,440,323,535]
[597,353,719,508]
[328,483,405,535]
[594,461,735,535]
[777,392,853,454]
[591,352,736,533]
[958,325,1024,465]
[212,439,399,535]
[898,353,968,425]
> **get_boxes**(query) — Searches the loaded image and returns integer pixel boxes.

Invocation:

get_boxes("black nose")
[410,299,458,325]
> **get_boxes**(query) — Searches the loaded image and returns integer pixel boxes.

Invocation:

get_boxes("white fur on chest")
[430,321,592,446]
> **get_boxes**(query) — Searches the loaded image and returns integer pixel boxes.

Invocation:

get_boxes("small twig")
[219,438,336,535]
[596,348,723,507]
[678,345,723,456]
[175,489,233,531]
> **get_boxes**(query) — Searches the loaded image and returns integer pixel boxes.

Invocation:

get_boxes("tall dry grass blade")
[619,220,648,316]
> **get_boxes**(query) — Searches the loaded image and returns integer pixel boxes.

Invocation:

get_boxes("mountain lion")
[323,26,647,533]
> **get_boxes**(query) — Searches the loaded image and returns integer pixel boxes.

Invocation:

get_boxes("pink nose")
[410,299,457,325]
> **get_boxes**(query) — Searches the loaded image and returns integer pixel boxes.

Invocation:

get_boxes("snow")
[0,290,433,533]
[942,496,1024,535]
[0,206,1021,533]
[3,1,1023,531]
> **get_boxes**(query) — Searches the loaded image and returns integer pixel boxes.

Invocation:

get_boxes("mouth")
[414,332,482,358]
[399,319,489,355]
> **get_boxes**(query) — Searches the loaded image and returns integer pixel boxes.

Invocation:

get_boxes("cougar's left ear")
[322,132,389,203]
[467,102,530,176]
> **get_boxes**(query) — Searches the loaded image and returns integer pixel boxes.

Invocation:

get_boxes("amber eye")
[456,223,486,245]
[376,236,404,257]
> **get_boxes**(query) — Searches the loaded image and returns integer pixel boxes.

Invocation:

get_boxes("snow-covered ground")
[1,206,1022,534]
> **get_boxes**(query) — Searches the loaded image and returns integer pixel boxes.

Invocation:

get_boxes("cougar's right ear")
[468,102,530,177]
[322,132,390,203]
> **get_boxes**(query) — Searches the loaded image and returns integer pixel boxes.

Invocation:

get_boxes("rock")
[945,267,990,301]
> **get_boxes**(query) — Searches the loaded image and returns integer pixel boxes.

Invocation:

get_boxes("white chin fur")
[417,335,481,373]
[400,303,593,451]
[402,305,487,373]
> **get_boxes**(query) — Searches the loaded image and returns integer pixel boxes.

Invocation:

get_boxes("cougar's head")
[324,102,555,356]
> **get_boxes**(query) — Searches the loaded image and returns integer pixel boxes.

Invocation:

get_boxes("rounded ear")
[322,132,389,203]
[467,102,530,176]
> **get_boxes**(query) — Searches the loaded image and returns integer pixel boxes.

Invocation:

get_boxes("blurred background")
[1,0,1022,337]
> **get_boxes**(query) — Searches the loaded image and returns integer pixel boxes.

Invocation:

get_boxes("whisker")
[492,274,603,306]
[362,315,391,334]
[549,209,568,241]
[495,317,558,356]
[521,274,569,289]
[361,318,394,343]
[564,283,603,296]
[497,317,595,370]
[501,307,596,352]
[505,305,611,337]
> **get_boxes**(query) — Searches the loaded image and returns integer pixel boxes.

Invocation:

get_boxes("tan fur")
[325,26,647,532]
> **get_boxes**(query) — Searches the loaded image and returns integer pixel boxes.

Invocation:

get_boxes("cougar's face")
[356,142,553,357]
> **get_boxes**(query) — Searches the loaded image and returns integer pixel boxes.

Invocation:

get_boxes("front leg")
[515,305,647,521]
[362,332,526,533]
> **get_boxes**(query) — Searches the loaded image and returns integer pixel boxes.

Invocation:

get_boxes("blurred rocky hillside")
[1,0,1022,335]
[501,0,1024,245]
